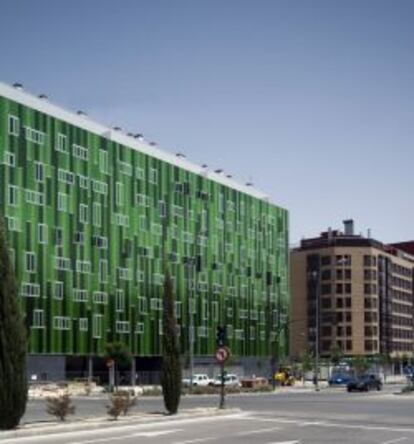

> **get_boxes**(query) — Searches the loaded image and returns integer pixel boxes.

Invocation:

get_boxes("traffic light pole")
[219,361,225,409]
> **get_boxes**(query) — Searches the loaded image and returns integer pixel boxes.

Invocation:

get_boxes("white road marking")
[264,441,300,444]
[172,438,215,444]
[381,438,408,444]
[243,414,414,434]
[2,414,247,443]
[69,429,182,444]
[237,427,281,436]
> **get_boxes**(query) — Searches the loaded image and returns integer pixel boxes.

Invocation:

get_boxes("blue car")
[328,373,353,386]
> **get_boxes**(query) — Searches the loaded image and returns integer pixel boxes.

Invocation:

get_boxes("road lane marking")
[264,441,300,444]
[2,414,248,443]
[69,429,182,444]
[382,438,408,444]
[242,414,414,434]
[172,438,215,444]
[237,427,281,436]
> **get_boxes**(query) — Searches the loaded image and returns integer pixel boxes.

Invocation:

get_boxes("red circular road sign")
[215,347,230,363]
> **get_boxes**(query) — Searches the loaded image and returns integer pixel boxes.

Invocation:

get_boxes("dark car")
[328,373,353,386]
[347,374,382,392]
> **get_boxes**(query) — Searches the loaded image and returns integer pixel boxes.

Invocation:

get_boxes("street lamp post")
[309,270,320,392]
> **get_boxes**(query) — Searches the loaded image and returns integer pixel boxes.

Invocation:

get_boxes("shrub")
[45,393,75,421]
[0,216,28,430]
[161,269,182,414]
[107,391,137,419]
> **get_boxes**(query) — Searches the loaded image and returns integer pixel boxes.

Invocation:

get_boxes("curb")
[0,408,242,440]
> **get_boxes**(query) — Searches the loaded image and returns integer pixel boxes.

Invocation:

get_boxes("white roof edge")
[0,82,272,202]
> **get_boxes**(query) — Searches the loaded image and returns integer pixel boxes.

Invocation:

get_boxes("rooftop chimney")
[343,219,354,236]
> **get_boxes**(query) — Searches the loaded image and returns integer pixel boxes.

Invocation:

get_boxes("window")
[56,133,68,153]
[321,284,331,295]
[34,162,45,182]
[113,213,129,227]
[118,267,132,281]
[55,256,71,271]
[149,168,158,184]
[53,316,71,330]
[79,204,89,224]
[8,115,20,136]
[92,180,108,195]
[336,298,343,308]
[24,127,45,145]
[321,298,331,309]
[25,189,44,206]
[99,150,109,173]
[93,291,108,304]
[32,310,45,328]
[3,151,15,167]
[345,283,352,294]
[118,160,132,176]
[53,281,64,300]
[336,283,343,294]
[135,167,145,180]
[135,322,144,334]
[21,283,40,297]
[38,223,48,244]
[58,169,75,185]
[7,216,20,232]
[93,314,103,338]
[78,174,89,190]
[76,260,91,274]
[115,182,124,206]
[73,289,88,302]
[72,144,89,160]
[138,297,148,314]
[57,193,68,212]
[136,194,150,207]
[8,185,19,206]
[321,255,331,266]
[55,228,63,245]
[25,251,36,273]
[79,318,88,331]
[150,298,162,311]
[93,202,101,227]
[99,260,108,283]
[116,321,130,333]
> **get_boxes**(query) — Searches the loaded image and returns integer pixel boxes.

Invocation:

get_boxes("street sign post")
[215,346,230,409]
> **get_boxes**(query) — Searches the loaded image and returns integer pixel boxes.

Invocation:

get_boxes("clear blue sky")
[1,0,413,244]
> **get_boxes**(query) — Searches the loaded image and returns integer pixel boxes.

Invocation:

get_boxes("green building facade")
[0,82,289,375]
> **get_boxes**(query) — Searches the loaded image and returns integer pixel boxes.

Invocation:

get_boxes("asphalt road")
[9,385,414,444]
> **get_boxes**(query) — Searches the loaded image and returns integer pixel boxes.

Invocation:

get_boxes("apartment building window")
[321,255,331,266]
[336,269,343,280]
[135,322,144,334]
[3,151,15,167]
[79,204,89,224]
[345,283,352,294]
[138,297,147,314]
[38,223,48,244]
[33,162,45,182]
[149,168,158,184]
[73,289,88,302]
[8,185,19,206]
[32,309,45,328]
[99,150,109,174]
[57,193,68,212]
[53,316,71,330]
[321,298,331,309]
[73,144,89,161]
[99,260,108,283]
[115,182,124,206]
[321,269,331,280]
[21,283,40,297]
[321,326,332,336]
[25,251,36,273]
[93,202,101,227]
[8,114,20,135]
[336,298,343,308]
[93,291,108,304]
[79,318,88,331]
[336,283,343,294]
[56,133,68,153]
[345,312,352,322]
[93,315,103,338]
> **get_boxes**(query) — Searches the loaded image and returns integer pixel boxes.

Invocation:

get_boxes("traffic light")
[216,325,227,347]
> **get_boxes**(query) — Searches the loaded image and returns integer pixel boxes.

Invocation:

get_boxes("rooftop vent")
[127,132,134,137]
[38,94,48,100]
[343,219,354,236]
[215,169,223,174]
[113,126,122,131]
[77,110,87,116]
[202,164,208,168]
[149,141,157,147]
[134,133,144,140]
[246,182,254,187]
[176,152,186,158]
[226,175,233,178]
[13,82,23,90]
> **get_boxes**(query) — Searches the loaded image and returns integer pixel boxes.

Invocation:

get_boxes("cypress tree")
[0,216,28,429]
[161,268,182,414]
